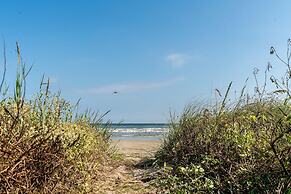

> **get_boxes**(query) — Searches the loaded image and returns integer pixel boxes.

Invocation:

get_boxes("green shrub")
[154,41,291,193]
[0,43,113,193]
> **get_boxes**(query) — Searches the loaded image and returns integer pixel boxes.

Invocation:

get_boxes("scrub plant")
[0,43,113,193]
[154,40,291,193]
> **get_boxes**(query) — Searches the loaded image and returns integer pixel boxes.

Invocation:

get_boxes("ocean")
[108,123,169,141]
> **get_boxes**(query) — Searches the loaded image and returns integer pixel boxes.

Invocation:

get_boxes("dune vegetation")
[152,40,291,193]
[0,43,115,193]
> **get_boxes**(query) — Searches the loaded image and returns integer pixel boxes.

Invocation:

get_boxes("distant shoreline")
[99,123,169,127]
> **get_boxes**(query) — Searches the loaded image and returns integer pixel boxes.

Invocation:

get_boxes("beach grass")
[0,43,116,193]
[152,40,291,193]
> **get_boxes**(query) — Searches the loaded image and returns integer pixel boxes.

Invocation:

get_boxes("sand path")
[112,140,161,160]
[99,140,161,194]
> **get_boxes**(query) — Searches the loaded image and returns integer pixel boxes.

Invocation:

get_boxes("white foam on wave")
[111,127,169,133]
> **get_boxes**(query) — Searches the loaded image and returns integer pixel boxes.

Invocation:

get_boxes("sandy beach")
[112,140,162,160]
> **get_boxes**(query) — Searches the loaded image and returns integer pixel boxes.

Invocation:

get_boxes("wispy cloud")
[165,53,190,68]
[77,77,185,94]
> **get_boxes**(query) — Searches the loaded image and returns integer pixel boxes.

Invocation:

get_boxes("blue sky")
[0,0,291,122]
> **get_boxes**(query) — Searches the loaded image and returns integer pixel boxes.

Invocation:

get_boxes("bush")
[154,41,291,193]
[0,43,113,193]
